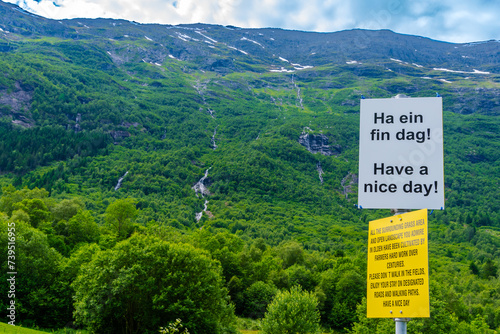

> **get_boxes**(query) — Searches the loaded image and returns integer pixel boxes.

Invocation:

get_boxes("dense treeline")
[0,121,110,174]
[0,188,498,333]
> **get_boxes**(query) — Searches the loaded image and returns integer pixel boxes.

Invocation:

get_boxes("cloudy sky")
[6,0,500,43]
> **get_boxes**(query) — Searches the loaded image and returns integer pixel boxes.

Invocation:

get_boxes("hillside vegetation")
[0,1,499,333]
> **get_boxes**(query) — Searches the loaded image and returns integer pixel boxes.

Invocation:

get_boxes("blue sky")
[5,0,500,43]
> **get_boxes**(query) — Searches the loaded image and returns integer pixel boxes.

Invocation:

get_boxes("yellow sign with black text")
[367,209,430,318]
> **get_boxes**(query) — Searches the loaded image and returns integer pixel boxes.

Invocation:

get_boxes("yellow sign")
[367,209,430,318]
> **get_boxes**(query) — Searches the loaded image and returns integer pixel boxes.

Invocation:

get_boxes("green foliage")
[317,262,365,331]
[0,220,69,328]
[159,319,190,334]
[241,281,278,319]
[261,286,321,334]
[62,210,101,247]
[52,198,85,222]
[104,198,138,240]
[72,234,237,334]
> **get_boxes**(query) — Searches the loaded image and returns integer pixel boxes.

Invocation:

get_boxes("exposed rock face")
[110,130,131,142]
[341,172,358,198]
[0,85,32,113]
[299,133,340,156]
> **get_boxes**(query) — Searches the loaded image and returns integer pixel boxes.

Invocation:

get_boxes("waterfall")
[192,168,211,197]
[317,162,324,185]
[114,171,128,191]
[195,199,209,222]
[292,75,303,109]
[211,126,218,150]
[193,169,212,222]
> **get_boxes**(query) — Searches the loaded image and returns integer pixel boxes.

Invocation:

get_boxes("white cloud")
[4,0,500,43]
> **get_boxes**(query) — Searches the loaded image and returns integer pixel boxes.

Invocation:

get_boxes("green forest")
[0,6,499,333]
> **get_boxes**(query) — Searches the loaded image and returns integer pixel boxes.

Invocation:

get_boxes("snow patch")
[145,36,153,41]
[433,68,490,75]
[241,37,264,48]
[175,32,199,42]
[228,46,248,55]
[195,30,218,43]
[270,67,295,73]
[473,69,490,74]
[346,60,360,64]
[279,57,289,62]
[293,64,314,70]
[390,58,410,65]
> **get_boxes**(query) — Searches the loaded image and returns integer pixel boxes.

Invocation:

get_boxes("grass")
[0,323,44,333]
[0,323,260,334]
[0,323,87,334]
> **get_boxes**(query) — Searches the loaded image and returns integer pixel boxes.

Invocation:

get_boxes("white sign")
[358,97,444,209]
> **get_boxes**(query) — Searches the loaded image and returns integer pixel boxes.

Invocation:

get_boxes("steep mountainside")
[0,0,498,238]
[0,0,499,332]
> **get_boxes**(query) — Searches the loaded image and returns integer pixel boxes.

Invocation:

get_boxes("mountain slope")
[0,1,499,332]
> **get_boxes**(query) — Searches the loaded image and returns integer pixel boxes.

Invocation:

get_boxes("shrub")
[261,286,320,334]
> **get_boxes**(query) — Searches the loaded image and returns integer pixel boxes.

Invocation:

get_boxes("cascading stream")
[211,126,218,150]
[114,171,128,191]
[193,168,212,221]
[317,162,324,184]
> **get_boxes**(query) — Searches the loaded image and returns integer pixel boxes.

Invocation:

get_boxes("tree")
[64,210,100,247]
[0,219,68,328]
[104,198,137,239]
[277,241,305,269]
[13,198,51,228]
[469,261,480,275]
[0,185,49,216]
[52,198,85,222]
[482,259,498,279]
[242,281,277,319]
[261,286,320,334]
[72,234,237,334]
[317,264,365,330]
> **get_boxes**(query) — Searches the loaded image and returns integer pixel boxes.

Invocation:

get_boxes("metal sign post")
[395,318,410,334]
[393,209,410,334]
